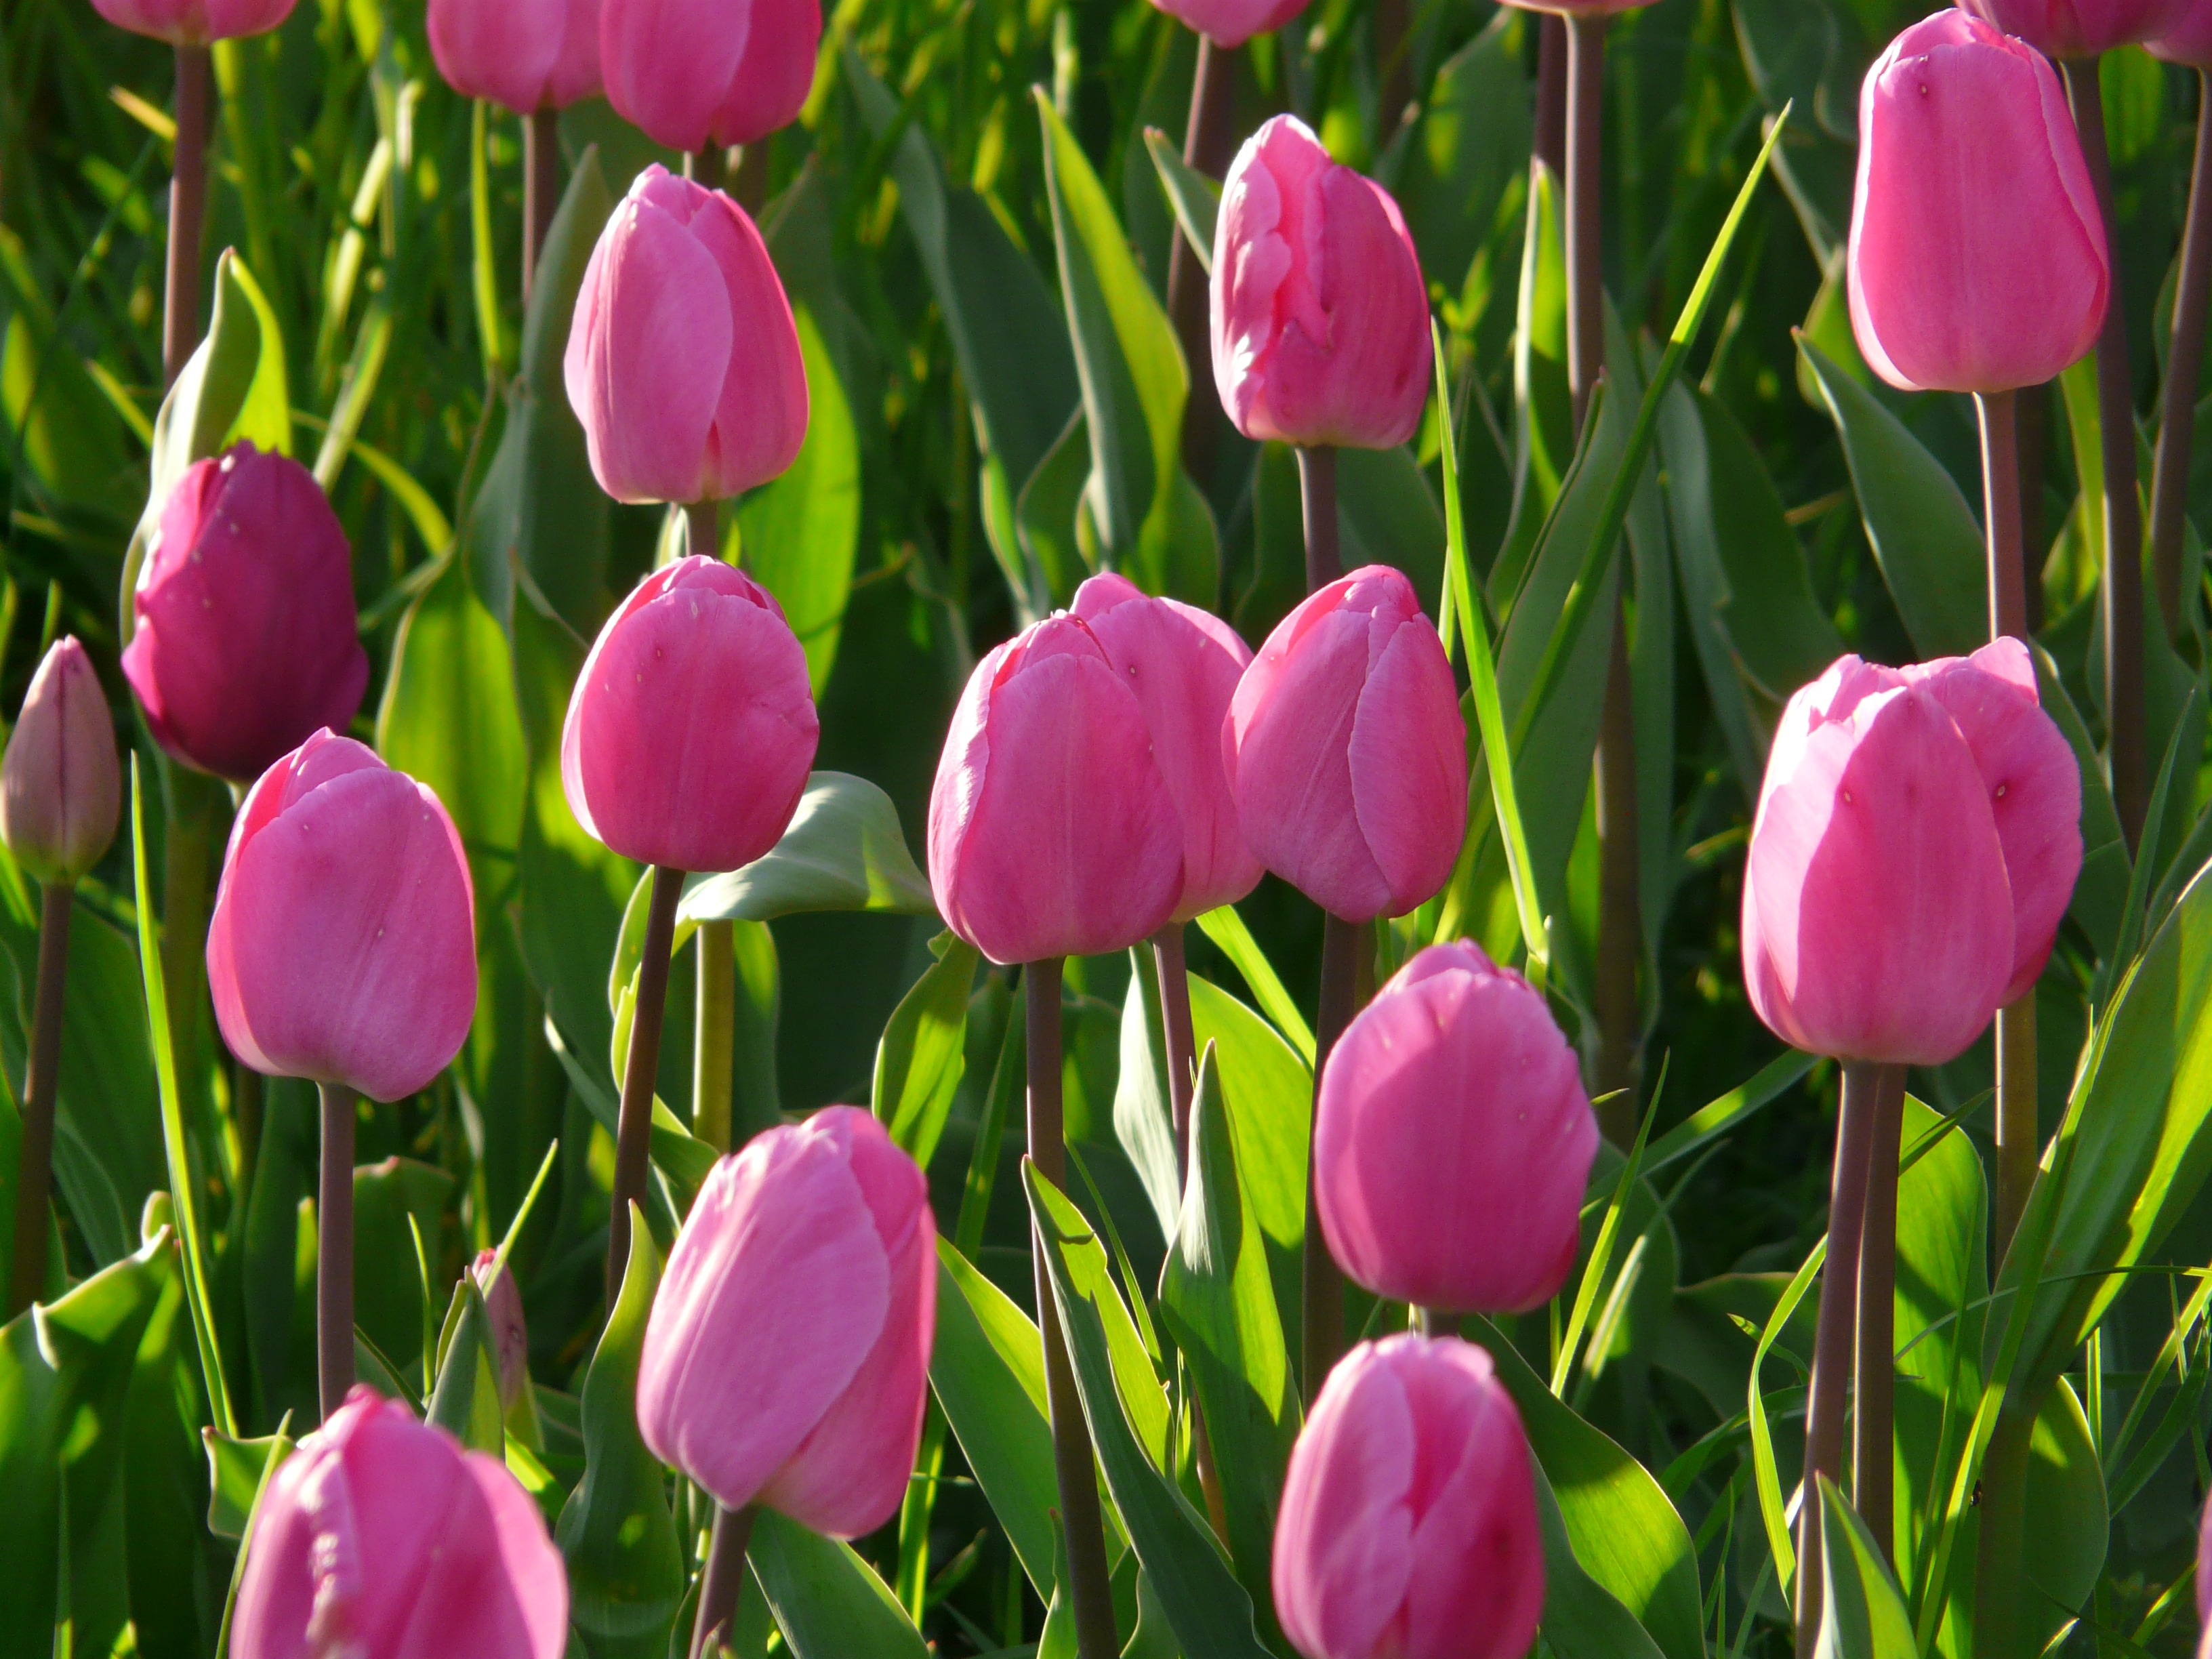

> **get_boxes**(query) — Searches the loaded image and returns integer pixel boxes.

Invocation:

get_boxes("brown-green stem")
[6,882,73,1317]
[1851,1063,1906,1569]
[1297,446,1338,590]
[687,498,721,562]
[1151,923,1197,1173]
[317,1080,355,1421]
[2150,68,2212,639]
[608,865,682,1305]
[689,1502,757,1659]
[1303,914,1361,1397]
[523,107,560,308]
[1972,1402,2038,1659]
[1168,36,1237,483]
[693,918,735,1155]
[164,46,212,388]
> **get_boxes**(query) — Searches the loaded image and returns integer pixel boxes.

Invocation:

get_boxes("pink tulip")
[429,0,600,114]
[1223,565,1466,922]
[1849,11,2108,394]
[639,1107,935,1538]
[1211,116,1432,451]
[1316,942,1597,1314]
[470,1250,530,1412]
[88,0,292,44]
[1145,0,1305,47]
[2197,1490,2212,1642]
[1274,1334,1544,1659]
[1,639,120,886]
[563,165,808,505]
[1742,656,2020,1066]
[208,731,477,1103]
[2151,0,2212,61]
[1495,0,1658,12]
[561,556,818,872]
[600,0,820,153]
[1070,574,1261,922]
[929,613,1186,964]
[123,443,369,785]
[1954,0,2191,56]
[230,1386,567,1659]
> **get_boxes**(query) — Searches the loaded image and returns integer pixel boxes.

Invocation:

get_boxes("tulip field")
[17,0,2212,1654]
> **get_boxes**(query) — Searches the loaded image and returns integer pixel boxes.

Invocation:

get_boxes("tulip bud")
[1496,0,1658,12]
[89,0,293,45]
[1274,1334,1544,1659]
[1955,0,2191,57]
[639,1107,935,1537]
[2151,0,2212,62]
[470,1249,530,1412]
[1211,116,1432,450]
[123,443,370,785]
[1069,575,1261,922]
[207,731,478,1103]
[1223,565,1465,922]
[1145,0,1305,47]
[600,0,820,154]
[564,165,808,506]
[1742,656,2018,1066]
[2197,1491,2212,1642]
[1316,942,1597,1314]
[1849,12,2108,394]
[561,556,818,872]
[928,614,1186,964]
[231,1386,568,1659]
[429,0,600,115]
[0,639,121,887]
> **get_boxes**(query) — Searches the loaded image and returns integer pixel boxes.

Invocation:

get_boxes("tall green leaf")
[749,1509,933,1659]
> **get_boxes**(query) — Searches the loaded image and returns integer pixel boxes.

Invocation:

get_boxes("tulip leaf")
[1190,909,1315,1062]
[1814,1477,1918,1659]
[1025,1162,1275,1659]
[872,933,981,1171]
[747,1509,932,1659]
[1141,128,1218,274]
[1393,12,1532,297]
[1337,442,1448,616]
[2028,644,2130,961]
[1017,407,1100,613]
[678,773,937,927]
[202,1423,295,1542]
[350,1155,455,1372]
[558,1203,685,1658]
[1493,163,1573,602]
[426,1276,504,1456]
[1111,946,1180,1249]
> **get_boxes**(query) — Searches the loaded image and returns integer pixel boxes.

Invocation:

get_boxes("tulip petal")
[1274,1347,1418,1659]
[1347,614,1467,916]
[707,0,821,146]
[690,192,811,497]
[598,0,750,153]
[427,0,564,112]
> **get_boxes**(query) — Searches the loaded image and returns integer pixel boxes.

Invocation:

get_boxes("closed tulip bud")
[1317,942,1597,1314]
[208,731,477,1103]
[1849,12,2108,394]
[1496,0,1657,12]
[123,443,369,785]
[2197,1492,2212,1646]
[231,1386,567,1659]
[1211,116,1432,450]
[89,0,292,44]
[564,165,808,506]
[2152,0,2212,62]
[1145,0,1305,47]
[1275,1335,1544,1659]
[600,0,819,153]
[1742,656,2020,1066]
[470,1249,530,1412]
[929,614,1186,964]
[1955,0,2190,57]
[429,0,600,114]
[561,556,818,872]
[1070,575,1261,922]
[639,1107,935,1537]
[1224,565,1465,922]
[1,639,120,886]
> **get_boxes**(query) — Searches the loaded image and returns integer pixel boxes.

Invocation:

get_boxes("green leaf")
[1189,908,1315,1062]
[350,1155,455,1372]
[1814,1477,1919,1659]
[1338,443,1447,615]
[1523,1438,1670,1659]
[2030,644,2130,960]
[1111,947,1179,1250]
[872,934,981,1171]
[1016,408,1097,614]
[1393,11,1531,295]
[748,1509,933,1659]
[203,1425,294,1543]
[1641,1050,1815,1178]
[679,773,936,926]
[425,1276,505,1454]
[1141,128,1218,274]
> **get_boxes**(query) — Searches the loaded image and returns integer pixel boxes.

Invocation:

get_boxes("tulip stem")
[6,882,73,1318]
[1563,14,1605,433]
[317,1080,355,1422]
[1025,958,1120,1659]
[607,865,682,1307]
[686,146,730,193]
[687,499,721,562]
[1168,37,1236,483]
[163,45,211,389]
[2151,67,2212,641]
[1534,15,1568,183]
[1296,447,1339,590]
[1971,1400,2038,1659]
[1793,1058,1881,1656]
[1302,915,1361,1399]
[1994,991,2039,1261]
[2064,58,2149,855]
[689,1502,757,1659]
[693,920,735,1155]
[1851,1063,1906,1571]
[523,108,560,309]
[1151,924,1197,1174]
[1978,391,2028,640]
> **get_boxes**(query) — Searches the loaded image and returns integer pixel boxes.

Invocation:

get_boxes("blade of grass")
[1193,905,1316,1063]
[1747,1235,1825,1597]
[1552,1052,1667,1395]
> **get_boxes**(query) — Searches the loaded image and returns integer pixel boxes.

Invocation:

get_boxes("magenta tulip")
[1495,0,1658,12]
[89,0,292,43]
[1742,656,2020,1066]
[1145,0,1305,46]
[1,639,119,887]
[1274,1334,1544,1659]
[2197,1491,2212,1648]
[928,613,1186,964]
[639,1107,935,1538]
[564,164,808,506]
[1954,0,2190,56]
[207,731,477,1103]
[1316,942,1597,1314]
[1211,116,1432,450]
[561,556,817,873]
[2152,0,2212,60]
[1070,574,1261,922]
[1223,565,1466,922]
[1849,11,2108,394]
[230,1386,567,1659]
[429,0,600,114]
[600,0,820,153]
[470,1249,530,1412]
[123,443,369,784]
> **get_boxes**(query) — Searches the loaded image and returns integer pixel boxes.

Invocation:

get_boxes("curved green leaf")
[679,773,935,926]
[749,1509,931,1659]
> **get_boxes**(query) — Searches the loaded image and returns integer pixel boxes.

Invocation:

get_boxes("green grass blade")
[1193,905,1316,1063]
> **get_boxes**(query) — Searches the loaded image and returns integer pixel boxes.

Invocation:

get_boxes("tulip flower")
[470,1250,531,1412]
[1497,0,1656,10]
[1849,11,2108,394]
[230,1386,568,1659]
[1274,1334,1544,1659]
[928,613,1186,966]
[600,0,820,154]
[1955,0,2190,56]
[639,1107,934,1537]
[1223,565,1465,922]
[429,0,600,114]
[89,0,292,43]
[1146,0,1305,45]
[1,639,120,888]
[1211,116,1431,451]
[564,165,808,506]
[2197,1491,2212,1644]
[208,730,477,1103]
[1315,941,1598,1314]
[2152,0,2212,60]
[123,443,369,785]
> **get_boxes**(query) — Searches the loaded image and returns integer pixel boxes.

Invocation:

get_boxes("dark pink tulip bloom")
[600,0,820,153]
[2151,0,2212,62]
[1145,0,1305,46]
[429,0,601,114]
[89,0,293,43]
[1497,0,1658,12]
[1955,0,2191,57]
[0,638,120,886]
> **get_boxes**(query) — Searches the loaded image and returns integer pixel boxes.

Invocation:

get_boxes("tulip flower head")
[1495,0,1659,12]
[639,1107,935,1538]
[600,0,820,153]
[1850,10,2108,393]
[208,731,477,1103]
[1274,1334,1544,1659]
[470,1249,531,1412]
[2152,0,2212,60]
[564,164,808,506]
[1145,0,1305,46]
[1,638,120,887]
[1954,0,2192,57]
[1212,116,1433,450]
[429,0,601,114]
[89,0,293,45]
